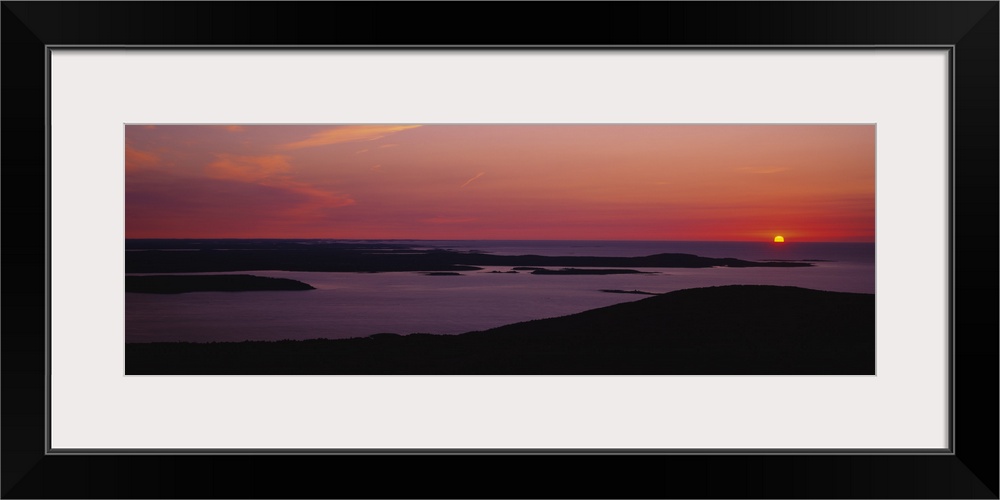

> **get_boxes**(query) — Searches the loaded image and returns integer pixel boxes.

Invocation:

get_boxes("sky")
[125,124,875,242]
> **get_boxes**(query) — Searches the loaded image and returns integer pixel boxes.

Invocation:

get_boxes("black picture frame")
[3,2,996,498]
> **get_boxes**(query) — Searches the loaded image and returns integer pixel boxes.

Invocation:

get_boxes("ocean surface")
[125,240,875,343]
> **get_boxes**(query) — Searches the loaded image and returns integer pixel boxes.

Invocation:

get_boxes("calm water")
[125,240,875,343]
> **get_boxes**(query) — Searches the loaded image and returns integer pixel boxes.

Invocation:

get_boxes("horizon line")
[123,237,876,243]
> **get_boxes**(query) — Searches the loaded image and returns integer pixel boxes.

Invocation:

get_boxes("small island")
[529,268,650,275]
[125,274,315,294]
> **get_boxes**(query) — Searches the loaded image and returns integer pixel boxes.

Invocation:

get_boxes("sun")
[773,235,785,243]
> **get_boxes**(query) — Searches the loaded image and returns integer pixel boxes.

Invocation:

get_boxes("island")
[529,268,650,275]
[124,239,814,274]
[125,274,316,294]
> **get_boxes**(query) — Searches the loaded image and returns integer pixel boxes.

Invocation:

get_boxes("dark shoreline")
[126,285,875,375]
[600,289,662,295]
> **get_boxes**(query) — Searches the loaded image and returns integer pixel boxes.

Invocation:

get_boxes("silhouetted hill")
[126,285,875,375]
[125,274,315,294]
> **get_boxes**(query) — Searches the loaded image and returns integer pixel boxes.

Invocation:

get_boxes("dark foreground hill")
[125,285,875,375]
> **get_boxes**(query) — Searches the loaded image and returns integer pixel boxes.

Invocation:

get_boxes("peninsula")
[125,274,315,294]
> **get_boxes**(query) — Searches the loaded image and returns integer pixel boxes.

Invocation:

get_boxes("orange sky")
[125,124,875,242]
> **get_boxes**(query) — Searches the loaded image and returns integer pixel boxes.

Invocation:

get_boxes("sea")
[124,240,875,343]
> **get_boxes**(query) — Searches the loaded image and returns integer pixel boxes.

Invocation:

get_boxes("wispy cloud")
[370,164,382,172]
[125,143,160,172]
[207,154,292,183]
[224,125,246,133]
[278,125,420,150]
[461,172,485,188]
[206,154,354,210]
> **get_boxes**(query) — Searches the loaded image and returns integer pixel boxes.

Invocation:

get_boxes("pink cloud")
[207,154,292,182]
[205,153,354,213]
[125,143,160,172]
[278,125,420,150]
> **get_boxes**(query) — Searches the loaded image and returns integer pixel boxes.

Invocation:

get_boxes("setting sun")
[774,235,785,243]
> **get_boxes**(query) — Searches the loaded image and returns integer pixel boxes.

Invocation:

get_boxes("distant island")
[126,285,875,375]
[526,268,649,275]
[125,274,315,294]
[124,239,813,273]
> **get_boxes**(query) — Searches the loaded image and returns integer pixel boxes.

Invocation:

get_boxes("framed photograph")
[4,2,996,498]
[122,122,878,376]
